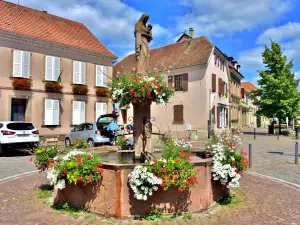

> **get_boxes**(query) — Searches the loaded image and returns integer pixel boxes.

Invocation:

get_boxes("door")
[82,123,94,141]
[70,124,85,143]
[11,99,27,121]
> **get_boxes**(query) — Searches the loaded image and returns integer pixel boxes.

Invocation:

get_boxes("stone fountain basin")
[53,158,228,218]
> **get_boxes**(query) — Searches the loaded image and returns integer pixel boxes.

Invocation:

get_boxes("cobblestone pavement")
[240,128,300,185]
[1,173,300,225]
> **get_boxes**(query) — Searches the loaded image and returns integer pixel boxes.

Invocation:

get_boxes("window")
[174,75,183,91]
[212,74,216,92]
[96,65,107,87]
[73,61,86,85]
[174,105,184,123]
[72,101,85,125]
[45,56,60,81]
[85,123,93,130]
[44,99,60,125]
[96,102,107,121]
[11,98,27,121]
[13,50,30,78]
[217,106,228,128]
[73,124,85,132]
[7,122,34,130]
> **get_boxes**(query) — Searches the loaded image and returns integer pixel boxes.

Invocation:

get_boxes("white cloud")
[176,0,294,37]
[238,47,264,74]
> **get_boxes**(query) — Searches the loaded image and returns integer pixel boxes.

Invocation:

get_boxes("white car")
[0,122,40,155]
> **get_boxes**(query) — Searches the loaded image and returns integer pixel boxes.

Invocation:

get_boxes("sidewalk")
[0,173,300,224]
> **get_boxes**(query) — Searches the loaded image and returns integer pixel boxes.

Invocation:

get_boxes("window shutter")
[80,101,86,124]
[183,73,188,91]
[44,99,53,125]
[81,62,86,85]
[73,61,80,84]
[174,105,183,123]
[13,50,22,77]
[22,51,30,78]
[102,66,107,87]
[225,108,228,127]
[218,78,222,95]
[45,56,53,80]
[121,109,127,124]
[168,75,173,88]
[212,74,216,92]
[211,106,215,125]
[96,65,102,86]
[217,106,220,128]
[53,100,60,125]
[72,101,80,125]
[54,57,60,81]
[103,102,107,114]
[241,88,245,98]
[96,102,101,121]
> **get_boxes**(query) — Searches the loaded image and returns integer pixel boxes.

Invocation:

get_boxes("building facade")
[0,1,116,136]
[114,30,230,137]
[241,82,258,128]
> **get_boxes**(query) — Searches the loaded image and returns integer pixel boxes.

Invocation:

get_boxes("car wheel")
[88,139,95,148]
[65,138,71,147]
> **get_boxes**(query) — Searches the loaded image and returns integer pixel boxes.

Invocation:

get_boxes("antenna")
[186,9,191,32]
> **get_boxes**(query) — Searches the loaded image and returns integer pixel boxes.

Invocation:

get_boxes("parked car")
[0,121,39,155]
[64,122,111,147]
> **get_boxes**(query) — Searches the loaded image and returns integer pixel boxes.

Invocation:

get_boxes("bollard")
[296,142,299,165]
[248,144,252,168]
[296,129,299,140]
[254,128,256,140]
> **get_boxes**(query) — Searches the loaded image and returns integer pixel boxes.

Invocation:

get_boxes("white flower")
[56,179,66,190]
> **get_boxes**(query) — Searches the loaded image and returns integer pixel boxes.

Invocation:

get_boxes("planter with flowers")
[96,87,108,97]
[34,146,59,172]
[45,81,63,93]
[72,84,88,95]
[12,77,32,90]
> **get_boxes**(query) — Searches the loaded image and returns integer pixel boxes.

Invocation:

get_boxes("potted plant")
[72,84,88,95]
[34,146,59,172]
[45,81,63,93]
[96,87,108,97]
[12,77,32,90]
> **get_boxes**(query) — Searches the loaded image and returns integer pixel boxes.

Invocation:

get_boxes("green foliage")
[73,138,89,149]
[183,212,192,221]
[280,130,290,136]
[257,116,262,128]
[217,194,241,206]
[255,40,300,122]
[116,136,128,147]
[55,153,104,186]
[145,208,163,221]
[109,72,174,108]
[34,146,59,171]
[37,189,53,199]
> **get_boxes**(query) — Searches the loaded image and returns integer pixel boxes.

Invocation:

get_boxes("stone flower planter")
[54,158,228,218]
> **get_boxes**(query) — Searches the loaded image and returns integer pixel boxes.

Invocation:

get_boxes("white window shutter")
[102,66,107,87]
[13,50,22,77]
[103,102,108,114]
[45,56,53,80]
[53,100,60,125]
[80,102,86,124]
[96,65,102,86]
[44,99,53,125]
[23,51,30,78]
[81,62,86,85]
[54,57,60,81]
[72,101,80,125]
[73,61,80,84]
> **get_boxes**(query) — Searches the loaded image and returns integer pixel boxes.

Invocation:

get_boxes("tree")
[254,40,300,133]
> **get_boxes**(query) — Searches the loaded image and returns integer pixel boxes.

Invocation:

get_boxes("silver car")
[64,122,110,148]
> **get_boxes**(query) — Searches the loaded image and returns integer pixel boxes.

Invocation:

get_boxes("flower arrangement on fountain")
[210,131,247,188]
[47,150,104,190]
[128,139,198,201]
[109,72,174,108]
[34,146,59,172]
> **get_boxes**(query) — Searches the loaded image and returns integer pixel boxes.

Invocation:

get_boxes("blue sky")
[8,0,300,85]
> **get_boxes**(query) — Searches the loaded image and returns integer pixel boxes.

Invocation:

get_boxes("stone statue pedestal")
[133,98,152,161]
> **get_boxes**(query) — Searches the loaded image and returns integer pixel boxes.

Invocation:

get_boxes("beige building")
[114,30,230,137]
[0,1,116,137]
[240,82,258,127]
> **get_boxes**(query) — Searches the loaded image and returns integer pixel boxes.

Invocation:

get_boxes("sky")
[8,0,300,85]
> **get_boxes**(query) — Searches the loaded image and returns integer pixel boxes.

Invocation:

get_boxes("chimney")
[42,10,48,13]
[189,28,194,38]
[232,60,237,68]
[228,56,234,64]
[237,65,241,72]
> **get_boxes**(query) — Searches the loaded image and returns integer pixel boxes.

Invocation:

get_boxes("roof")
[241,82,258,92]
[113,36,214,76]
[0,1,116,58]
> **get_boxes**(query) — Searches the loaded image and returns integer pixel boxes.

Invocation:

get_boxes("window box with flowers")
[45,81,63,93]
[72,84,89,95]
[12,77,32,90]
[96,87,108,97]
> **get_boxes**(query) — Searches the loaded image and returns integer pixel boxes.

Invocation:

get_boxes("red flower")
[155,83,160,87]
[231,161,236,165]
[93,166,98,171]
[235,168,239,173]
[129,89,134,94]
[160,183,165,187]
[64,169,68,174]
[132,100,137,104]
[77,177,83,181]
[180,151,185,157]
[153,74,157,77]
[87,155,93,159]
[157,91,160,95]
[132,84,136,87]
[140,88,144,92]
[147,91,152,97]
[161,168,167,173]
[98,162,103,167]
[162,87,166,91]
[87,176,91,180]
[99,168,104,174]
[77,161,83,166]
[137,78,141,83]
[152,158,157,163]
[44,147,47,151]
[175,158,180,163]
[178,187,183,192]
[61,173,65,177]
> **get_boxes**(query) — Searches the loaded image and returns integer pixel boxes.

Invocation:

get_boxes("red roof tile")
[241,82,258,92]
[113,36,214,76]
[0,1,116,58]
